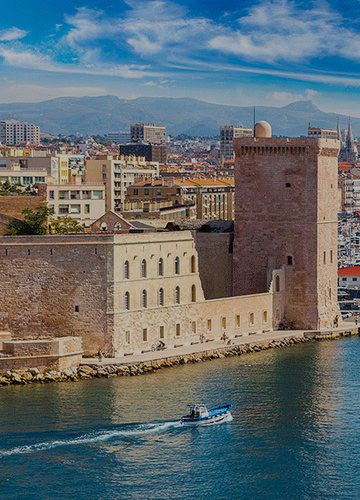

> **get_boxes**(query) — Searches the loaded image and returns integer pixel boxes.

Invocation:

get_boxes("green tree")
[6,206,54,235]
[50,216,85,234]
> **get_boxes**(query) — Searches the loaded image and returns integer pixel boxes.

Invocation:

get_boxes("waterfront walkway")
[82,324,358,367]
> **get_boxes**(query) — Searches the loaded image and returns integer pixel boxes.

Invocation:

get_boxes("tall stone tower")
[233,121,340,330]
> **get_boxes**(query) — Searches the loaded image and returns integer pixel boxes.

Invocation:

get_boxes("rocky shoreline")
[0,331,356,387]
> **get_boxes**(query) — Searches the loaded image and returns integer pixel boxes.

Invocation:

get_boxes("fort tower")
[233,122,340,330]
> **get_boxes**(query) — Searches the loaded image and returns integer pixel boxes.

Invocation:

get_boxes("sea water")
[1,338,360,499]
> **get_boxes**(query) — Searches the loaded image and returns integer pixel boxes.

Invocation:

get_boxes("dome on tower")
[255,121,272,138]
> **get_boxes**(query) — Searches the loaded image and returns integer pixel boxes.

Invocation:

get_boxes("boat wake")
[0,420,182,457]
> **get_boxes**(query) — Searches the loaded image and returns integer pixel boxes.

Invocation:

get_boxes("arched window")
[158,288,164,306]
[124,260,130,279]
[191,284,196,302]
[124,291,130,310]
[174,256,180,275]
[275,275,280,293]
[190,255,196,273]
[175,286,180,304]
[141,289,147,308]
[158,258,164,276]
[141,259,147,278]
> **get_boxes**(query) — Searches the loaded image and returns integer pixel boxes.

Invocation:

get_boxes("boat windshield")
[188,404,208,418]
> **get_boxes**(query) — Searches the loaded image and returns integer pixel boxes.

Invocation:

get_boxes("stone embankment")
[0,331,356,387]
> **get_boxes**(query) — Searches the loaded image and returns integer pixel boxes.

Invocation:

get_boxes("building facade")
[47,182,105,226]
[85,155,159,211]
[233,121,340,330]
[220,125,253,162]
[0,120,40,146]
[131,123,166,144]
[0,232,279,356]
[120,143,167,163]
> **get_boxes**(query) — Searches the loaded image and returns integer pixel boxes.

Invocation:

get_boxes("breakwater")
[0,329,357,387]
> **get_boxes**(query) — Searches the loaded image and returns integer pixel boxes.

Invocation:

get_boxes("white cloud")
[0,45,158,79]
[0,27,27,42]
[209,0,360,63]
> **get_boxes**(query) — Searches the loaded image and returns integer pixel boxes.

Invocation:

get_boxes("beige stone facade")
[0,232,280,356]
[233,134,340,330]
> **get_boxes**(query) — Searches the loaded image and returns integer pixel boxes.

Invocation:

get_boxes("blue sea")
[1,338,360,499]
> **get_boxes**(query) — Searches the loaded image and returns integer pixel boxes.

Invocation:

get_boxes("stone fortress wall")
[0,232,282,356]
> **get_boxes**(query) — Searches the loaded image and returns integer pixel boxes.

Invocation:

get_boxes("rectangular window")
[125,331,131,345]
[69,204,81,214]
[59,204,69,214]
[249,313,255,325]
[70,191,80,200]
[35,176,45,183]
[142,328,148,342]
[176,323,181,337]
[144,188,149,195]
[207,319,212,331]
[49,190,54,199]
[191,321,197,334]
[92,190,103,200]
[323,251,326,265]
[263,311,268,323]
[82,190,91,199]
[236,315,240,327]
[74,305,79,313]
[159,326,164,339]
[133,188,139,196]
[221,317,227,329]
[353,277,357,282]
[84,204,90,214]
[330,250,333,264]
[59,191,69,200]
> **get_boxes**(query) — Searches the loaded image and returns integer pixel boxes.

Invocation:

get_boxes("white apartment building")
[0,160,49,186]
[220,125,253,162]
[308,127,338,140]
[343,178,360,214]
[0,120,40,146]
[131,123,166,144]
[47,181,105,226]
[85,155,159,211]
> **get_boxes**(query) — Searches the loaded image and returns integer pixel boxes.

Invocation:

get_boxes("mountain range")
[0,95,358,137]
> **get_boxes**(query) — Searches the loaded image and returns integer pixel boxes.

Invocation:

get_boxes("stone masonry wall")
[0,235,114,355]
[194,232,233,299]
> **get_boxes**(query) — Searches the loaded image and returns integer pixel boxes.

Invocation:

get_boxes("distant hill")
[0,95,358,137]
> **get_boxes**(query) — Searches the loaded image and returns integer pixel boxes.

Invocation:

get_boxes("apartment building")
[0,160,49,186]
[85,155,159,211]
[47,180,105,226]
[131,123,166,144]
[0,120,40,146]
[308,127,338,140]
[220,125,253,162]
[126,177,235,220]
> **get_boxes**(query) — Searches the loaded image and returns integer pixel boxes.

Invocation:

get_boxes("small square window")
[285,183,291,188]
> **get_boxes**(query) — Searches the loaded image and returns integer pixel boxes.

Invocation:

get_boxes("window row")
[124,285,197,310]
[124,311,269,344]
[123,255,196,279]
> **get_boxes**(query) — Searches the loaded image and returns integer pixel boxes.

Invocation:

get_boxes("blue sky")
[0,0,360,114]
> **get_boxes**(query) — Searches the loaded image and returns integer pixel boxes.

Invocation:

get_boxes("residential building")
[0,120,40,146]
[0,160,49,186]
[307,127,338,139]
[85,155,159,211]
[120,143,167,163]
[105,132,131,144]
[220,125,253,162]
[47,180,105,226]
[126,177,235,220]
[130,123,166,144]
[338,266,360,289]
[233,120,340,330]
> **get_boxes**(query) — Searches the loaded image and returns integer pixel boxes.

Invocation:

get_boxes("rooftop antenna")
[253,106,256,136]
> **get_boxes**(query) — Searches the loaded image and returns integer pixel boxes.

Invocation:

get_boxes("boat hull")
[181,410,233,427]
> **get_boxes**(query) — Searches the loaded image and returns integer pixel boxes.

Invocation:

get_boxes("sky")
[0,0,360,115]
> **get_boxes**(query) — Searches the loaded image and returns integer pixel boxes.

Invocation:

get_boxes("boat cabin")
[188,404,209,419]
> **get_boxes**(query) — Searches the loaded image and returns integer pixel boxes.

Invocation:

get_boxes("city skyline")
[0,0,360,115]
